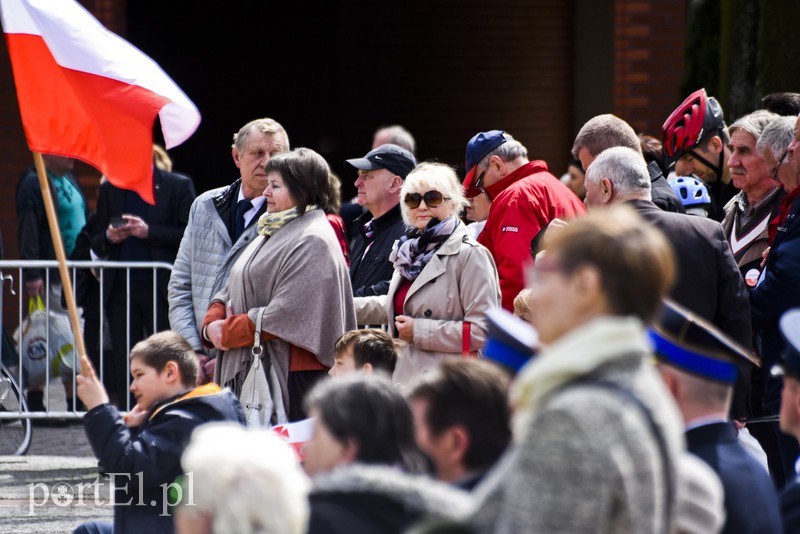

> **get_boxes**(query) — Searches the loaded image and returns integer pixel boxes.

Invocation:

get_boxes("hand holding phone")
[107,216,130,244]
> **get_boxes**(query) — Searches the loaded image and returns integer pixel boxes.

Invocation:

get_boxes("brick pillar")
[613,0,688,138]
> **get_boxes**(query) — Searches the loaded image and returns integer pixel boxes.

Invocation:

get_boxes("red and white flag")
[0,0,200,203]
[272,418,315,463]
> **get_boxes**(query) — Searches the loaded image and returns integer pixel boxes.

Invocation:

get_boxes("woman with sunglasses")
[355,162,500,386]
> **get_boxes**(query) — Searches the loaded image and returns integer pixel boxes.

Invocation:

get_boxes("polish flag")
[0,0,201,204]
[272,418,315,463]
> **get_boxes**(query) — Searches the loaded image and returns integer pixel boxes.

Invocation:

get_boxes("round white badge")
[745,268,760,287]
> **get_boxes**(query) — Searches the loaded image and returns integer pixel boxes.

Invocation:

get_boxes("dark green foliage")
[681,0,721,102]
[681,0,800,120]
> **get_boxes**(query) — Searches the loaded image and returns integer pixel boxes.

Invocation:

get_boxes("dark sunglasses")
[404,190,450,209]
[473,167,493,200]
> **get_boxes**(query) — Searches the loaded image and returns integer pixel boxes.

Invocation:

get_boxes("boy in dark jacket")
[74,331,246,534]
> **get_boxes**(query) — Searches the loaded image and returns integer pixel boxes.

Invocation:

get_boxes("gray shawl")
[213,209,356,412]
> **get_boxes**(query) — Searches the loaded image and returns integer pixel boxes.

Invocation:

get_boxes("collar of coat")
[510,316,649,439]
[482,160,549,199]
[399,222,471,301]
[212,178,242,214]
[147,382,224,420]
[355,202,403,236]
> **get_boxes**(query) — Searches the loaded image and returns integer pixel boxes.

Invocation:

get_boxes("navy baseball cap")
[345,144,417,179]
[462,130,507,198]
[771,309,800,379]
[650,299,759,384]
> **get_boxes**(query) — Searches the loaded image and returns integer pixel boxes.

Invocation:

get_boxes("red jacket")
[477,161,586,310]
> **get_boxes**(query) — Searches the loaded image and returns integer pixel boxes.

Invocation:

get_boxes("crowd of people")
[12,88,800,533]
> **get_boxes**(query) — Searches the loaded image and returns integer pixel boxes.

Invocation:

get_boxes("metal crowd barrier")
[0,260,173,423]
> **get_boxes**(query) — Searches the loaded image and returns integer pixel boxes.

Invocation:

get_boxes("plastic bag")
[13,296,75,384]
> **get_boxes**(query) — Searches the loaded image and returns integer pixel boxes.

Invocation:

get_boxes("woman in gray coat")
[355,162,500,387]
[203,148,356,422]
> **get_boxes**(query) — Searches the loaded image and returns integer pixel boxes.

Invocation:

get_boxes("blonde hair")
[400,162,468,226]
[152,144,173,172]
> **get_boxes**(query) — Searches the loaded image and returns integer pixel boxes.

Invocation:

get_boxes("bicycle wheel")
[0,365,32,455]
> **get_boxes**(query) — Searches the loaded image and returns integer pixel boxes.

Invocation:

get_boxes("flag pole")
[31,151,88,362]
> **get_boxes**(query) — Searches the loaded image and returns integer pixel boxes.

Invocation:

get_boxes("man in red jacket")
[461,130,586,311]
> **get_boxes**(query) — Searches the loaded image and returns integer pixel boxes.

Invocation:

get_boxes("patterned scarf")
[257,205,318,237]
[390,216,459,281]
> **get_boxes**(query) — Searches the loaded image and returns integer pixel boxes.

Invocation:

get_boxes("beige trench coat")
[355,223,501,387]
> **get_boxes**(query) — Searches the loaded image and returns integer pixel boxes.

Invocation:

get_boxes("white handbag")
[239,308,287,428]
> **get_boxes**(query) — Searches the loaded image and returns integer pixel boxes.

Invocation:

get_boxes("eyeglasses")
[769,148,789,180]
[525,255,565,286]
[404,190,451,209]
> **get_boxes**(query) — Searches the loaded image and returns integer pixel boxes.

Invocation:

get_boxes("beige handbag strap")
[249,307,281,426]
[251,308,266,362]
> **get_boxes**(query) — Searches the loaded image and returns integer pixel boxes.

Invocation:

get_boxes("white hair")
[757,115,795,159]
[180,422,310,534]
[585,146,652,200]
[728,110,779,141]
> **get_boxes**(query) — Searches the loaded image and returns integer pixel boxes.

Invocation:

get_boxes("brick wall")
[613,0,688,138]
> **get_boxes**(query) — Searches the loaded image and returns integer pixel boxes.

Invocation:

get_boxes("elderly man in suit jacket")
[582,146,753,422]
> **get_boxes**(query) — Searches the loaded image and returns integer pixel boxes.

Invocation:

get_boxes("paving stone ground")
[0,380,112,532]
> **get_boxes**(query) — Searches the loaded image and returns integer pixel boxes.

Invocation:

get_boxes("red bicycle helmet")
[662,88,726,163]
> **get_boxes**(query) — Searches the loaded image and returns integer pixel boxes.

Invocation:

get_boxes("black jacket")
[348,204,407,297]
[629,199,753,419]
[89,167,195,306]
[83,385,245,534]
[687,422,782,534]
[707,179,740,223]
[647,161,685,214]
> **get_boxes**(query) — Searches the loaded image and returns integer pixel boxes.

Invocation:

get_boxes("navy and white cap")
[481,307,538,373]
[770,308,800,379]
[649,299,759,384]
[345,144,417,179]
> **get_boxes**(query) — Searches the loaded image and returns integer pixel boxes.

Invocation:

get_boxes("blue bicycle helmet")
[668,175,711,207]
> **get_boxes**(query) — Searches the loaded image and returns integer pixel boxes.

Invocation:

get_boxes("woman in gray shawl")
[203,148,356,421]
